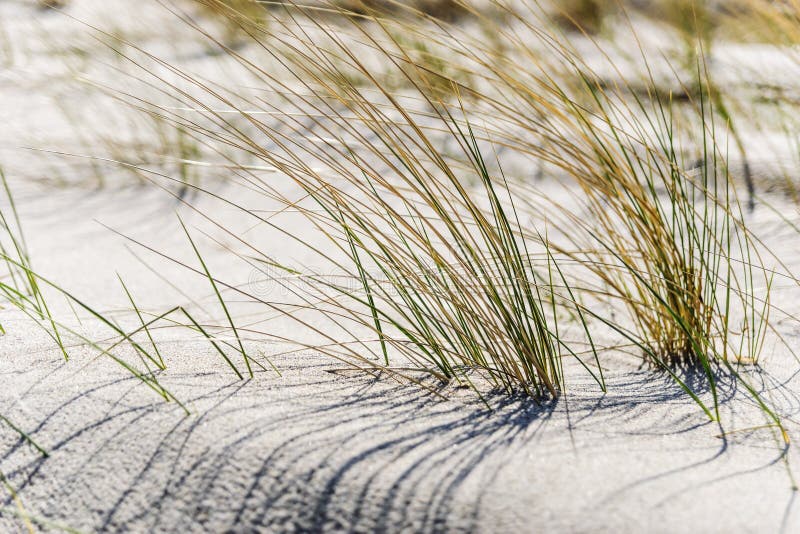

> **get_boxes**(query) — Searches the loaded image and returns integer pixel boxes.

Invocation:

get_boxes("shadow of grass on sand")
[0,358,798,532]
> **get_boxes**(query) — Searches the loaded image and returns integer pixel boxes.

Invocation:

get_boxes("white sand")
[2,1,800,533]
[2,336,799,532]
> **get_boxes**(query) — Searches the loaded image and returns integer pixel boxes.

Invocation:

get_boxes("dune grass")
[50,0,775,426]
[396,1,770,401]
[53,0,618,398]
[9,0,793,429]
[0,167,195,466]
[396,4,774,410]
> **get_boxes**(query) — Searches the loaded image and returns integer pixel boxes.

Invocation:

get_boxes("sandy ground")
[3,1,800,533]
[2,349,800,534]
[1,260,799,534]
[0,165,796,534]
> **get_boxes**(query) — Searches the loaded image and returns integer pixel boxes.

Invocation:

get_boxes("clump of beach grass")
[76,0,613,398]
[72,0,783,428]
[302,1,773,417]
[108,84,601,398]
